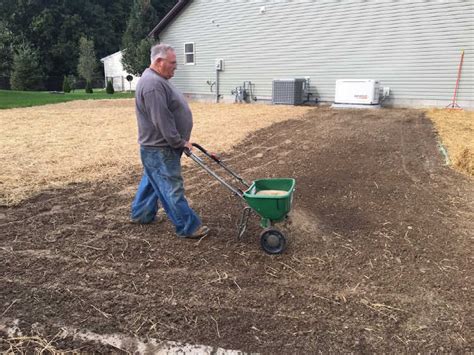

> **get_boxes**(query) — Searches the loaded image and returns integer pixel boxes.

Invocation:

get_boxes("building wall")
[101,51,139,91]
[159,0,474,108]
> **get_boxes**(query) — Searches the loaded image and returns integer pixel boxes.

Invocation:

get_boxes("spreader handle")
[185,149,245,199]
[191,143,221,163]
[186,143,250,188]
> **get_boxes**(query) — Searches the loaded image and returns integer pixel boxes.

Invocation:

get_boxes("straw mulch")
[426,108,474,176]
[1,100,471,207]
[0,100,311,206]
[0,335,74,354]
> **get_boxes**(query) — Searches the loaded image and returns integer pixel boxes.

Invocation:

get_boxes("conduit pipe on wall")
[215,58,224,103]
[216,68,220,103]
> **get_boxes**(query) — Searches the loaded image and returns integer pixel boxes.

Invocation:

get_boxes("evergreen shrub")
[106,79,114,94]
[62,76,71,93]
[85,80,93,93]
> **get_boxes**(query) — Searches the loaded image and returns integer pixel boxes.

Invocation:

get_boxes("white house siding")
[159,0,474,108]
[100,51,139,91]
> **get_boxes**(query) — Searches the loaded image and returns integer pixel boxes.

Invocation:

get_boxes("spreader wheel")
[260,228,286,254]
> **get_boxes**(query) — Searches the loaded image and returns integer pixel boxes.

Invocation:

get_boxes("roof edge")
[148,0,192,38]
[100,50,123,62]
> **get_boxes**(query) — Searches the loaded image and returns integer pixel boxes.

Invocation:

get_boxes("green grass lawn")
[0,89,135,109]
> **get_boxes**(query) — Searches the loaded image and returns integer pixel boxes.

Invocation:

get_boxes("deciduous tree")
[0,21,14,78]
[121,0,160,76]
[77,36,97,93]
[10,42,44,90]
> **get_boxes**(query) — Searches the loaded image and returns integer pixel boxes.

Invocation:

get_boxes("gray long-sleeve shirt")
[135,68,193,149]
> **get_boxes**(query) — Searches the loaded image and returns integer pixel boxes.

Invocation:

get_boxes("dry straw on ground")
[0,99,311,206]
[1,100,471,206]
[1,335,69,354]
[426,108,473,176]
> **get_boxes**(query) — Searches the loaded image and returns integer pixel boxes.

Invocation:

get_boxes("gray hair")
[150,43,174,63]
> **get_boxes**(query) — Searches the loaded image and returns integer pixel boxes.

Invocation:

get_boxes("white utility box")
[334,79,380,105]
[215,58,224,71]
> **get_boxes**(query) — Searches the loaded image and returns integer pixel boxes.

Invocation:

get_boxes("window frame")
[184,42,195,65]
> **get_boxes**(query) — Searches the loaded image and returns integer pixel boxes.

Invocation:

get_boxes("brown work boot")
[183,226,210,239]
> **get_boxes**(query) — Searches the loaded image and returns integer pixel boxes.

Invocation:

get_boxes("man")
[130,43,209,239]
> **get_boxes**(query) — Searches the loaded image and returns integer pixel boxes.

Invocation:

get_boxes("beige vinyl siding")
[160,0,474,107]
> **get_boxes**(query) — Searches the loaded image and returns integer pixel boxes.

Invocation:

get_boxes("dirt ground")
[1,107,473,353]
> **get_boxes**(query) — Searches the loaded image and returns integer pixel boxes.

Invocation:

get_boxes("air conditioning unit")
[272,79,305,105]
[334,79,380,105]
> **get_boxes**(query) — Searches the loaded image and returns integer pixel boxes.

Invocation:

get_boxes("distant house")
[100,51,139,92]
[148,0,474,108]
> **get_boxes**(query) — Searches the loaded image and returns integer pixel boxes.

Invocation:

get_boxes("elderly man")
[130,43,209,239]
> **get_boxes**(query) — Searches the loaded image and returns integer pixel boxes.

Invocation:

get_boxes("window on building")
[184,42,195,65]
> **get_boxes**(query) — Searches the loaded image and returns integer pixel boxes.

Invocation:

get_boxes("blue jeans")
[131,146,201,236]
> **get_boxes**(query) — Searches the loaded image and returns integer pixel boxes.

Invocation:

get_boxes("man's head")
[150,43,177,80]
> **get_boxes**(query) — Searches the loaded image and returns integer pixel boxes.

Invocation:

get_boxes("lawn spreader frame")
[185,143,295,254]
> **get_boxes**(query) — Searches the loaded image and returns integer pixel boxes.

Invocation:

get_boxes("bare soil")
[1,107,472,353]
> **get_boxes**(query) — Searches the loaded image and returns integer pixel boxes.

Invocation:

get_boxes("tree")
[77,36,97,93]
[121,0,160,76]
[126,74,133,92]
[1,0,134,90]
[0,21,14,78]
[106,79,114,94]
[122,38,155,77]
[62,75,71,93]
[68,74,77,92]
[10,42,44,90]
[1,0,175,90]
[85,80,93,94]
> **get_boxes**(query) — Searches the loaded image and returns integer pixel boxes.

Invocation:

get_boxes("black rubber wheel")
[260,228,286,254]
